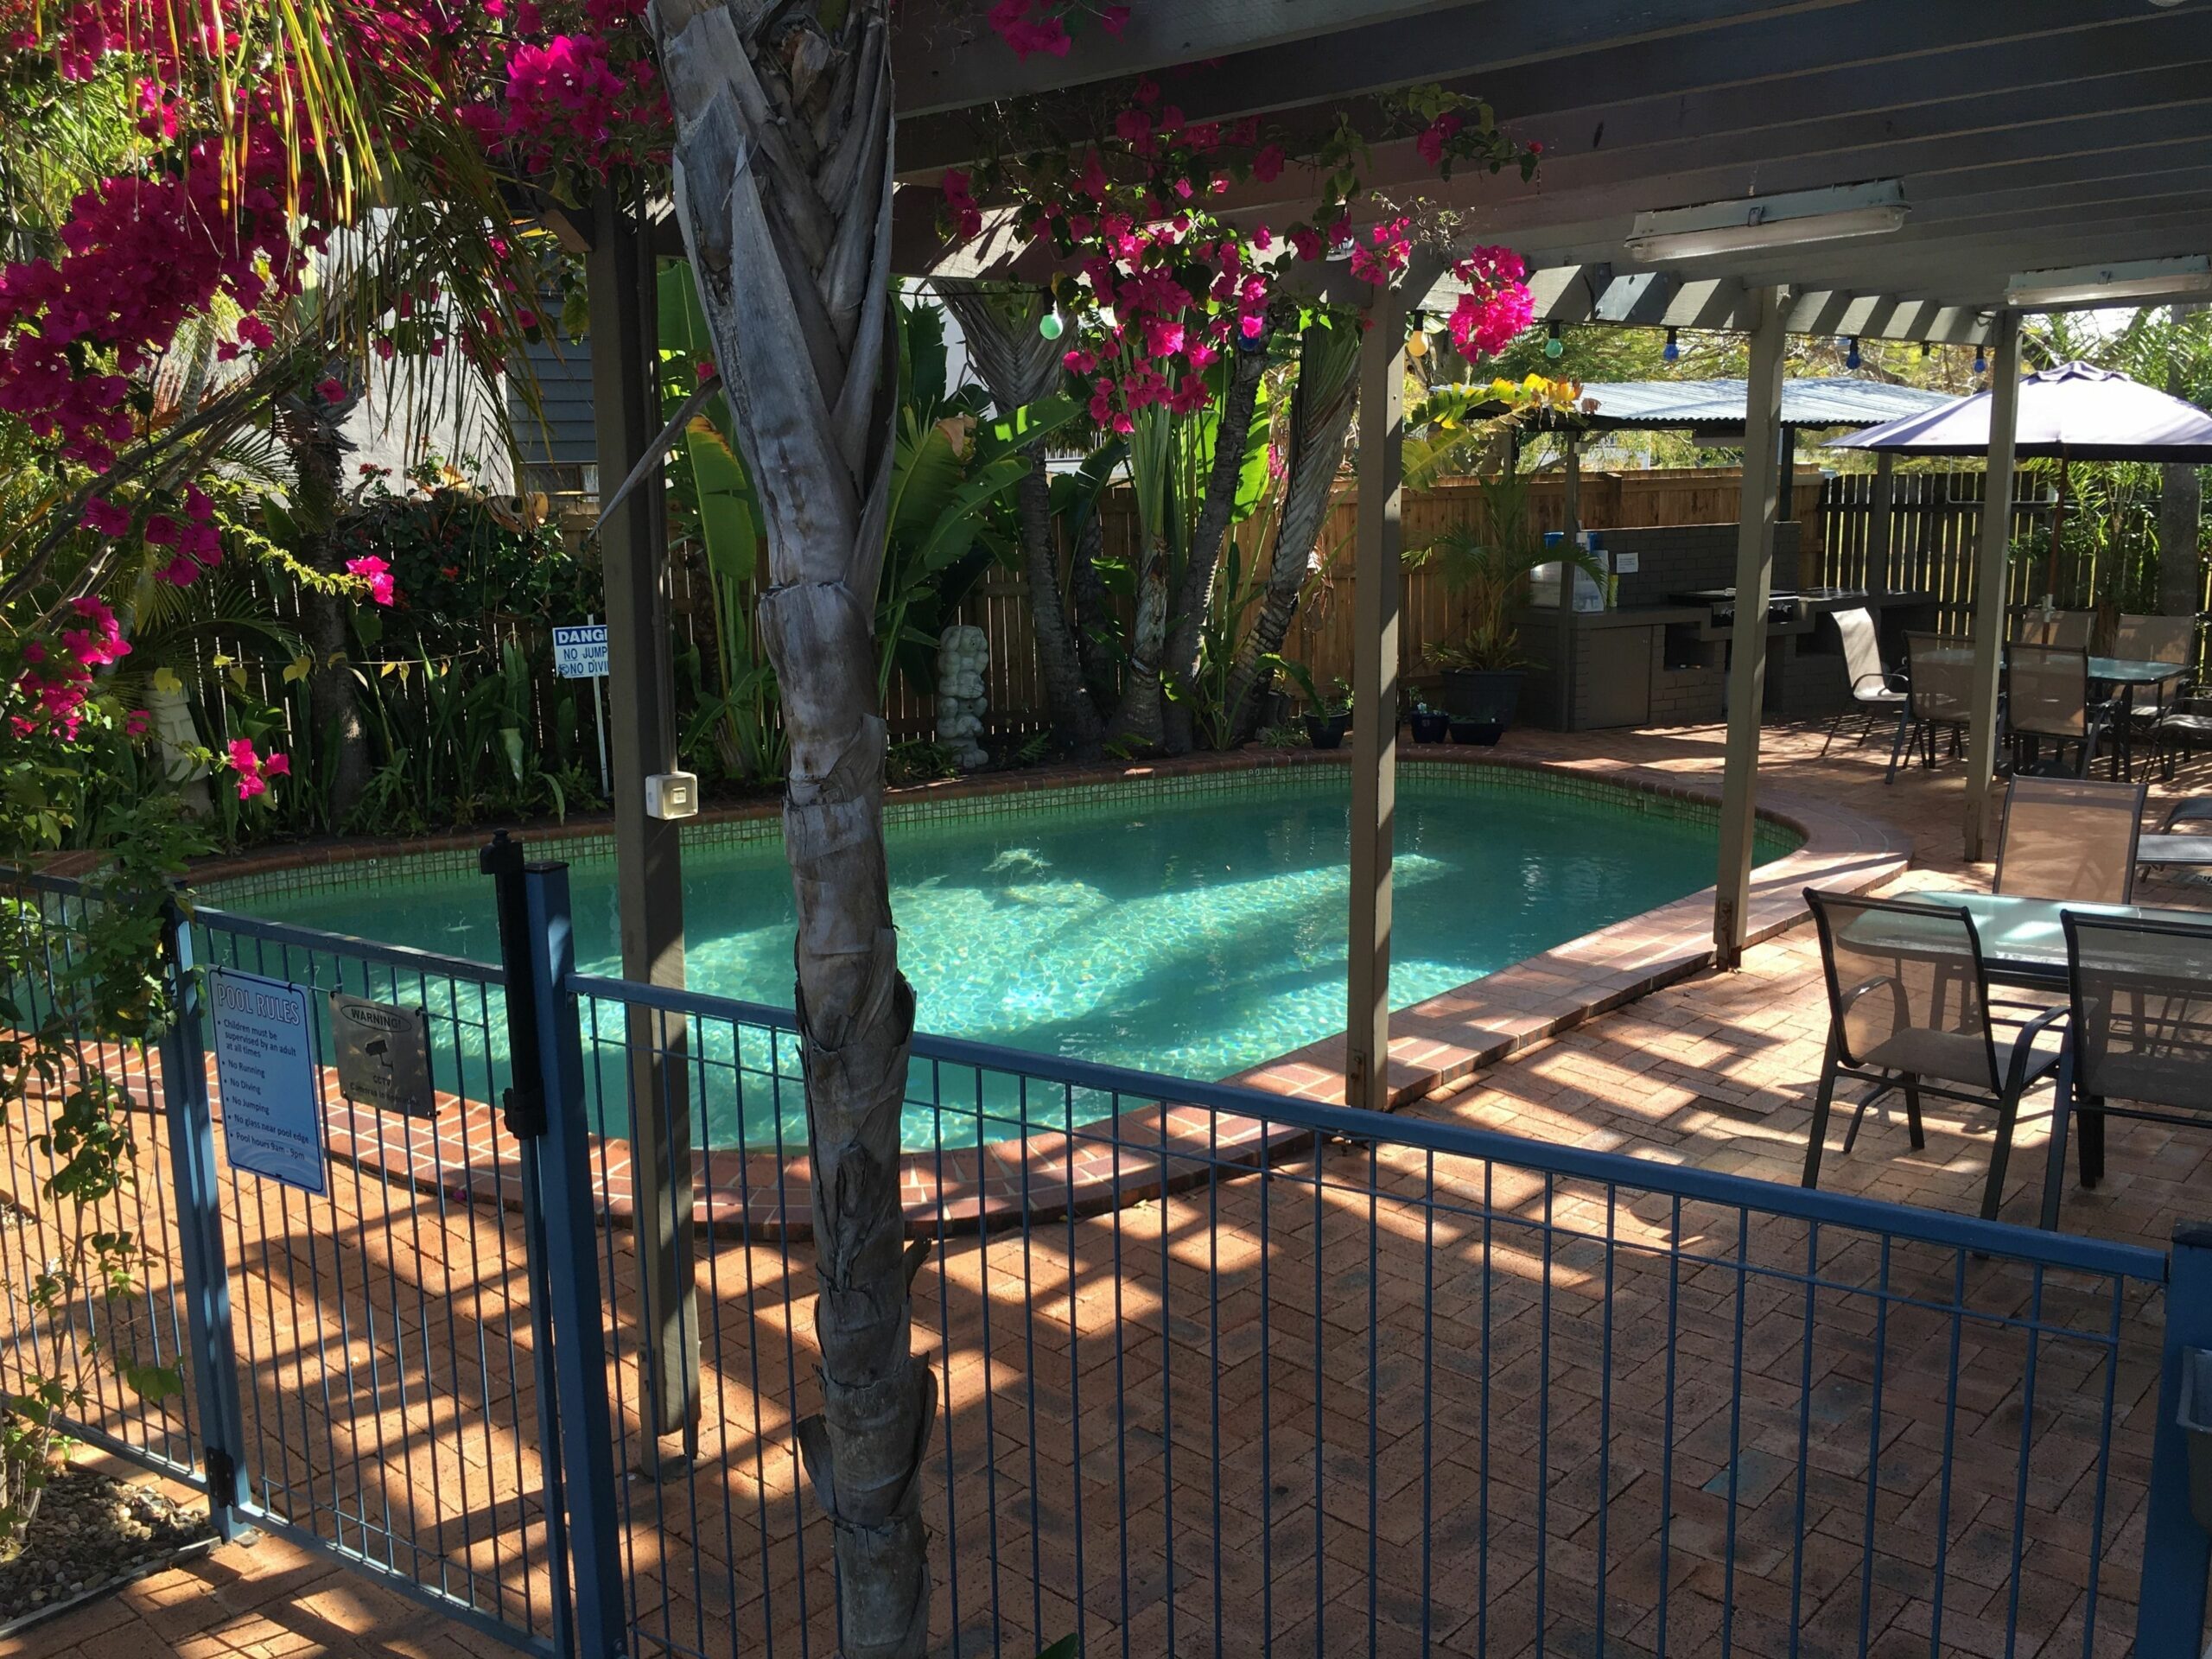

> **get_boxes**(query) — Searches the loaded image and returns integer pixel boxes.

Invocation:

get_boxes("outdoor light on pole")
[1625,181,1907,262]
[2005,255,2212,310]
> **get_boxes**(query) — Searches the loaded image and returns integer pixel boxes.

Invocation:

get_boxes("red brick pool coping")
[190,746,1909,1239]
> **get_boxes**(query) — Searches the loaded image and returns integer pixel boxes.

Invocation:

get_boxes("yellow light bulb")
[1405,330,1429,360]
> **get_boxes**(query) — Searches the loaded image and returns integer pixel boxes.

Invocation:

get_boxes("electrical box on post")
[645,772,698,821]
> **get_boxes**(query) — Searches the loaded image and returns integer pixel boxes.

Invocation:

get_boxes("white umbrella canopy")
[1827,360,2212,461]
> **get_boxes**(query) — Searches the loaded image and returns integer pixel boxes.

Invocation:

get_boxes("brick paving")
[10,717,2209,1659]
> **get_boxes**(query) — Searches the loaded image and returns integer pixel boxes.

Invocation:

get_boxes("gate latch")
[501,1084,546,1141]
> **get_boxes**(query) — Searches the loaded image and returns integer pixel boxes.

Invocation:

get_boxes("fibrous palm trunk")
[1228,324,1360,740]
[1161,327,1273,752]
[277,388,371,822]
[938,283,1103,754]
[647,3,933,1655]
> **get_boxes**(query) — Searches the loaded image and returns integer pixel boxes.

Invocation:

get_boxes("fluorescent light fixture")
[2005,255,2212,309]
[1626,181,1909,262]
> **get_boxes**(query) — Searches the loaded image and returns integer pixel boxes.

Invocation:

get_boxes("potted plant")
[1406,469,1604,742]
[1272,658,1353,749]
[1408,700,1450,744]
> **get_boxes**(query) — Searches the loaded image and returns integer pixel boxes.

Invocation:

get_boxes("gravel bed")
[0,1464,215,1627]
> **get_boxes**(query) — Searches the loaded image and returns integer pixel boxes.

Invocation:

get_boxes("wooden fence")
[1816,470,2054,634]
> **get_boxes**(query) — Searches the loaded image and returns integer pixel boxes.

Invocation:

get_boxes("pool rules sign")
[208,969,327,1195]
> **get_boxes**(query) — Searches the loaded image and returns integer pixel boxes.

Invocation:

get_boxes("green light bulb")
[1039,311,1065,340]
[1545,333,1565,359]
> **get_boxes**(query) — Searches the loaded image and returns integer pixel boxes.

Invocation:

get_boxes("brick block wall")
[1605,523,1802,606]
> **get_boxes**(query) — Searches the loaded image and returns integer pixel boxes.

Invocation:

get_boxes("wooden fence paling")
[246,464,2041,776]
[1819,471,2059,635]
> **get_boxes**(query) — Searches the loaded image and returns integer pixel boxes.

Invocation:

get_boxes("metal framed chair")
[2113,613,2196,666]
[1993,775,2145,905]
[1821,607,1909,758]
[2113,613,2197,760]
[1886,632,1978,784]
[1803,889,2067,1221]
[2005,643,2118,779]
[2015,610,2096,649]
[2156,695,2212,780]
[2044,911,2212,1228]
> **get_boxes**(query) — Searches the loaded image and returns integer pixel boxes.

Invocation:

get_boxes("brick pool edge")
[189,745,1910,1240]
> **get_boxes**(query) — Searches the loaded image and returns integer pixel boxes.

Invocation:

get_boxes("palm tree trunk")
[1107,532,1169,746]
[938,283,1103,753]
[1069,508,1121,712]
[1228,325,1360,740]
[647,3,932,1654]
[1161,327,1273,753]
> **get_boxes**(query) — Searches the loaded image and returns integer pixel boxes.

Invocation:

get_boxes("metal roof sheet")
[1564,376,1955,433]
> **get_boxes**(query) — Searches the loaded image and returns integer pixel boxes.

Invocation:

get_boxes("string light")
[1406,309,1429,359]
[1662,326,1680,364]
[1038,309,1065,340]
[1545,321,1565,360]
[1974,344,1988,377]
[1844,336,1861,370]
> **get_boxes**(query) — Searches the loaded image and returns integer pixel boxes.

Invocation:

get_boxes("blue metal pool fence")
[3,848,2210,1659]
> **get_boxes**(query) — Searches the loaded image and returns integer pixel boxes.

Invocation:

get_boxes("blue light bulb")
[1845,336,1860,370]
[1974,346,1987,376]
[1662,327,1679,364]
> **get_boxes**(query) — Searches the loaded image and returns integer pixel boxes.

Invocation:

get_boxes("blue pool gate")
[2,848,2209,1658]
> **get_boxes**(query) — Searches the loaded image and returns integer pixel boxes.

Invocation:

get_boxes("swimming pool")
[210,764,1792,1147]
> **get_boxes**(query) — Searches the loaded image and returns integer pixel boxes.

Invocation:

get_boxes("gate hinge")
[502,1084,546,1141]
[205,1446,238,1501]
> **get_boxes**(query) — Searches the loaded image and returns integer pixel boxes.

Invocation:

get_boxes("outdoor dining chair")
[2005,643,2119,779]
[1820,606,1908,758]
[2156,695,2212,780]
[1993,775,2145,906]
[1803,889,2067,1222]
[2043,911,2212,1229]
[2113,613,2197,758]
[2015,610,2096,650]
[1887,632,1978,784]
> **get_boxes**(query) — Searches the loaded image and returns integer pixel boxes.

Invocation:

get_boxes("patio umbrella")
[1828,360,2212,599]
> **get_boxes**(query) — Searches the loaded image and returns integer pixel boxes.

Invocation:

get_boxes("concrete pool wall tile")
[181,746,1904,1237]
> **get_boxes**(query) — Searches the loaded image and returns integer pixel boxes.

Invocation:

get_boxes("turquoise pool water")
[220,769,1791,1147]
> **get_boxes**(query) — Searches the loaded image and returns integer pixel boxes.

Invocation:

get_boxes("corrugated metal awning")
[1563,376,1955,434]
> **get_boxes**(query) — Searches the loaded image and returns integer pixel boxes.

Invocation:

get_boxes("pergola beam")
[899,0,2182,167]
[892,0,1833,120]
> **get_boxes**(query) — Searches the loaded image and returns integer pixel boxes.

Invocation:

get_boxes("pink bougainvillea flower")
[225,738,286,801]
[124,709,150,738]
[346,554,397,607]
[316,377,347,404]
[1251,144,1286,182]
[80,497,130,537]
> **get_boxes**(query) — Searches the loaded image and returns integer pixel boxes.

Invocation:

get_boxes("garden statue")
[936,624,991,769]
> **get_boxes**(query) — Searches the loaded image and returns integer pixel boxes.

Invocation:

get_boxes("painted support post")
[1868,450,1896,596]
[2159,302,2204,620]
[523,858,631,1659]
[157,905,247,1539]
[586,192,697,1450]
[2137,1223,2212,1656]
[1713,285,1788,968]
[1558,436,1581,730]
[1962,309,2024,866]
[1346,275,1405,1115]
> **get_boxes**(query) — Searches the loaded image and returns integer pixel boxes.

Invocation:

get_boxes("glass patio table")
[2085,656,2190,690]
[1893,891,2212,988]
